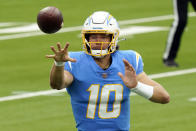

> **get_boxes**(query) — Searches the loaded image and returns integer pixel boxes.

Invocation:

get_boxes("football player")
[46,11,170,131]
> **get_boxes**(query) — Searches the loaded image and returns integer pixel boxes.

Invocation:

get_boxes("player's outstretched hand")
[46,42,76,62]
[118,59,138,89]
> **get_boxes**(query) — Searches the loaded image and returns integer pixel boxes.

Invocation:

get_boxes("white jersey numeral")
[86,84,123,119]
[86,84,100,119]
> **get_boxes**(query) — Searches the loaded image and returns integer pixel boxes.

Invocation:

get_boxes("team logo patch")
[102,73,108,79]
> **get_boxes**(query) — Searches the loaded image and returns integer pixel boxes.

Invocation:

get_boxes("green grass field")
[0,0,196,130]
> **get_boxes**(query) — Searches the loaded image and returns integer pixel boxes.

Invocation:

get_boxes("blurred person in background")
[163,0,196,67]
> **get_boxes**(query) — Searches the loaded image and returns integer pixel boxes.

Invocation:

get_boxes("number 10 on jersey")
[86,84,123,119]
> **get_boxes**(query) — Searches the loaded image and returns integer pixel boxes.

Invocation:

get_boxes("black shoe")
[163,59,179,67]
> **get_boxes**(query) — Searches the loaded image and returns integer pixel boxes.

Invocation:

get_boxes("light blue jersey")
[64,50,144,131]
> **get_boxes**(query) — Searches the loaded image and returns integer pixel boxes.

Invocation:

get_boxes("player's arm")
[46,42,76,90]
[136,72,170,104]
[49,64,73,90]
[118,59,170,104]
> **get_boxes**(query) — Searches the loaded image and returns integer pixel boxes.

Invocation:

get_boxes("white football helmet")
[82,11,120,58]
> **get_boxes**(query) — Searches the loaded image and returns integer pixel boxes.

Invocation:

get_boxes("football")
[37,6,63,34]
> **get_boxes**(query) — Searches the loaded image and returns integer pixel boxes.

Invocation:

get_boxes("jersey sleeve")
[64,61,73,73]
[64,52,74,74]
[135,52,144,75]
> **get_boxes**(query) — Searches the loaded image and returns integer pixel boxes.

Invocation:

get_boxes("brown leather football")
[37,6,63,34]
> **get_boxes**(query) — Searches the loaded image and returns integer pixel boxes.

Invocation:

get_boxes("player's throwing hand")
[118,59,138,89]
[46,42,76,62]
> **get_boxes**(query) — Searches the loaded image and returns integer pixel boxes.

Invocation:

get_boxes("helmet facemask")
[82,31,119,58]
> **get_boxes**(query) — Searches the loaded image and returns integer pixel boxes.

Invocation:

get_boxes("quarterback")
[46,11,170,131]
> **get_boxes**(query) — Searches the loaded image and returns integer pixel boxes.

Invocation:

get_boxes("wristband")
[131,82,154,99]
[54,61,65,67]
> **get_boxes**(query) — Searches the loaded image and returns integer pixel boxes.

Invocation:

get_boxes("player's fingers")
[63,42,70,51]
[50,46,57,54]
[123,59,135,72]
[45,55,55,58]
[129,64,136,72]
[118,72,124,80]
[123,59,131,67]
[57,42,62,51]
[67,57,77,62]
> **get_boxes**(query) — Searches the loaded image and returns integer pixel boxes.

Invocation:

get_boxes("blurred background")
[0,0,196,130]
